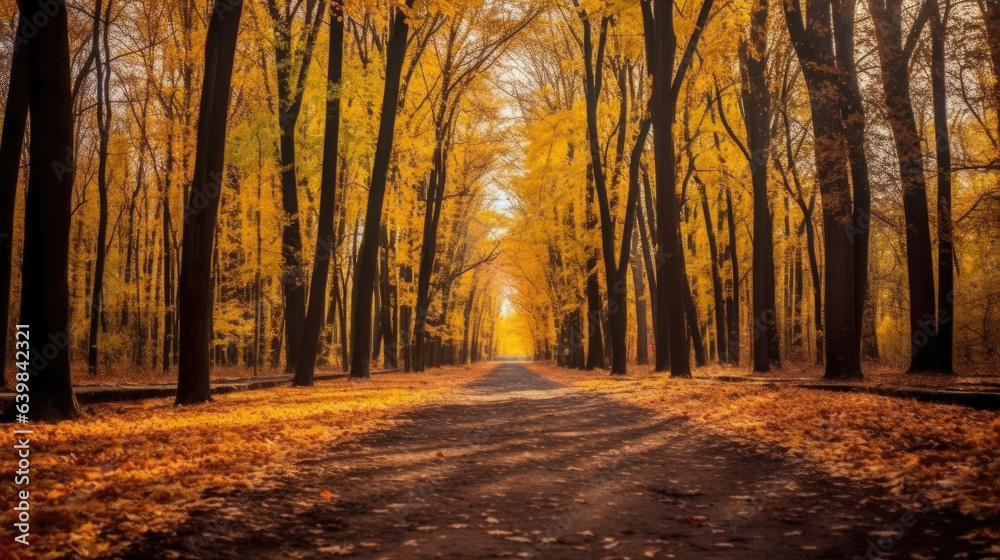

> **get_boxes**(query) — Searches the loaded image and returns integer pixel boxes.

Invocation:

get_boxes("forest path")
[112,363,983,559]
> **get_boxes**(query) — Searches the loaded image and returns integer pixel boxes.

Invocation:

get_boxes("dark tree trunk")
[379,226,397,368]
[266,0,325,374]
[0,34,28,390]
[740,4,780,371]
[631,231,649,365]
[16,0,79,419]
[350,1,414,378]
[162,134,176,371]
[176,0,245,404]
[835,1,872,365]
[932,0,954,373]
[584,168,605,371]
[87,0,114,375]
[643,0,714,377]
[295,5,344,387]
[461,285,476,364]
[784,0,863,379]
[868,0,939,372]
[579,13,628,375]
[696,177,727,364]
[725,189,741,364]
[681,264,707,367]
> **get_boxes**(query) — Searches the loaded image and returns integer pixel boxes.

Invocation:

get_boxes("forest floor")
[80,362,999,560]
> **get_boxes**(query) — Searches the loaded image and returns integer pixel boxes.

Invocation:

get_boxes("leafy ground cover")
[0,364,491,559]
[528,363,1000,523]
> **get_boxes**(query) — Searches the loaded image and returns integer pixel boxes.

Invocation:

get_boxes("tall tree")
[350,0,416,379]
[264,0,326,373]
[176,0,245,404]
[783,0,866,378]
[295,2,345,386]
[87,0,115,375]
[741,0,781,371]
[867,0,940,372]
[17,0,79,419]
[931,0,954,373]
[642,0,715,377]
[0,28,28,390]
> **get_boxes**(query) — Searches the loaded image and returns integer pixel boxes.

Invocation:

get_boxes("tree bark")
[16,0,79,419]
[932,0,954,373]
[266,0,325,373]
[87,0,113,375]
[784,0,863,378]
[696,176,727,364]
[643,0,714,377]
[740,1,780,371]
[295,4,344,386]
[176,0,245,404]
[350,1,415,378]
[0,32,28,390]
[868,0,939,372]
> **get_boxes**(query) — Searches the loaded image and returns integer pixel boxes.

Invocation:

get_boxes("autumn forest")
[2,0,1000,556]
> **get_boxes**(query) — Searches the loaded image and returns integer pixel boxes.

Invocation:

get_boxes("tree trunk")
[268,0,325,374]
[932,0,954,373]
[176,0,245,404]
[868,0,939,372]
[725,188,741,364]
[0,34,28,390]
[87,0,114,375]
[631,231,649,365]
[784,0,863,379]
[350,1,415,378]
[741,6,781,371]
[696,177,727,364]
[643,0,713,378]
[16,0,79,419]
[295,5,344,386]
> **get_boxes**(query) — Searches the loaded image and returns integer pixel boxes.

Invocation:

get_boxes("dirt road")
[112,363,988,559]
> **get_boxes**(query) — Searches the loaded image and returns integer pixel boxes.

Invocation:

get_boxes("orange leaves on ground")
[529,363,1000,519]
[0,365,492,560]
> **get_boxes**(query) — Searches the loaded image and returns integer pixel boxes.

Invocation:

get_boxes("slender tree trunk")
[868,0,939,372]
[267,0,325,373]
[644,0,713,377]
[740,1,780,371]
[350,1,415,378]
[0,36,28,390]
[932,0,954,373]
[162,134,176,371]
[784,0,863,379]
[631,231,649,365]
[696,177,727,364]
[176,0,245,404]
[725,188,741,364]
[16,0,79,419]
[295,5,344,386]
[88,0,113,375]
